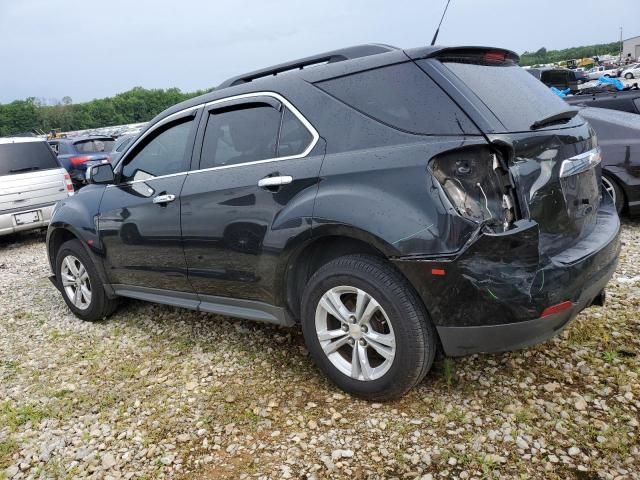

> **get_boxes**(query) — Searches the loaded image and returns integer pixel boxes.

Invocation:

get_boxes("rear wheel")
[55,239,119,321]
[625,72,634,79]
[301,254,436,401]
[602,175,624,214]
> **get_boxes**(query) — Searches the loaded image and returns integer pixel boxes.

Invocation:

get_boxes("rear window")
[74,139,115,153]
[0,141,59,176]
[315,62,477,135]
[441,62,575,132]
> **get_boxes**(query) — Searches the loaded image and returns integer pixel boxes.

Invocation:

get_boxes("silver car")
[0,137,73,236]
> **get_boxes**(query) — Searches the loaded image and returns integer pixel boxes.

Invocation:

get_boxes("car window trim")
[192,91,319,175]
[111,92,319,186]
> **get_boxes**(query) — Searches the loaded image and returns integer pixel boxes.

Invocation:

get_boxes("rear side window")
[443,62,573,132]
[277,107,313,157]
[315,62,477,135]
[0,141,59,176]
[200,104,281,169]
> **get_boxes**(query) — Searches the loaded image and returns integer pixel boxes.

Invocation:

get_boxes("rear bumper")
[0,203,57,236]
[393,202,621,356]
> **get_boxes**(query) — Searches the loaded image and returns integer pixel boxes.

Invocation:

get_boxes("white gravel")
[1,219,639,479]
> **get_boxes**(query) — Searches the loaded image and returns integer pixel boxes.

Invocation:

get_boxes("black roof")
[148,44,519,130]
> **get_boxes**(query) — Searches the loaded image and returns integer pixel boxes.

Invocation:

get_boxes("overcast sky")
[1,0,639,104]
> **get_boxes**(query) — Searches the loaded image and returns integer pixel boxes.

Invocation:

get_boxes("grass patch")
[0,437,18,469]
[0,401,50,430]
[441,357,456,387]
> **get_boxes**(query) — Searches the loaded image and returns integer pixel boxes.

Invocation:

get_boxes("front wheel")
[625,73,634,79]
[55,239,119,321]
[301,254,436,401]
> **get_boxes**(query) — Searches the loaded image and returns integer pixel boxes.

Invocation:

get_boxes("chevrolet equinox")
[46,45,621,400]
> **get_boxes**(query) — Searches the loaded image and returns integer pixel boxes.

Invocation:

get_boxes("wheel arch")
[47,225,115,298]
[279,226,402,321]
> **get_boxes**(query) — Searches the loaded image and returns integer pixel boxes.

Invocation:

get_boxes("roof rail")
[217,44,399,89]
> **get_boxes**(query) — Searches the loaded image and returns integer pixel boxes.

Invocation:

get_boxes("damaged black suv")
[47,45,620,400]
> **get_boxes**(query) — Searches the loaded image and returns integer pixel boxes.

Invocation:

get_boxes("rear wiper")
[9,166,40,173]
[530,109,579,130]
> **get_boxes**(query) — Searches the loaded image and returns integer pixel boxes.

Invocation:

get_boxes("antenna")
[431,0,452,46]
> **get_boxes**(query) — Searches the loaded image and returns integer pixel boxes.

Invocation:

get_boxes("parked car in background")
[108,134,137,165]
[620,64,640,79]
[578,107,640,215]
[48,136,114,188]
[47,44,619,400]
[586,65,619,80]
[564,88,640,115]
[0,137,73,236]
[529,68,588,91]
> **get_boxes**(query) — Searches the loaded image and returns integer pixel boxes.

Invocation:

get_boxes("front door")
[98,108,201,291]
[181,94,324,305]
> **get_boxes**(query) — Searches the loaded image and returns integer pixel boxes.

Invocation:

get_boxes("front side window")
[121,118,193,182]
[200,104,281,170]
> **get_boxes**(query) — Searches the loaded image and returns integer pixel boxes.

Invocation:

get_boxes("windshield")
[441,61,581,132]
[0,141,59,176]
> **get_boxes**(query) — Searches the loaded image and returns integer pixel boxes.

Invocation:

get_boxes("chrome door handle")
[153,193,176,204]
[257,175,293,188]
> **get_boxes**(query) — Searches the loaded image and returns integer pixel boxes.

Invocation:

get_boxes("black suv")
[46,45,620,400]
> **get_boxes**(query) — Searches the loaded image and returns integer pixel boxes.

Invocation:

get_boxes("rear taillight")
[63,173,75,195]
[69,155,91,166]
[429,147,516,232]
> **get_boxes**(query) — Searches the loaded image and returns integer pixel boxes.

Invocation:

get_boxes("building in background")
[622,35,640,63]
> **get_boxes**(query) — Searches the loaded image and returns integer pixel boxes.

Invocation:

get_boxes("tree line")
[0,87,207,137]
[519,41,621,66]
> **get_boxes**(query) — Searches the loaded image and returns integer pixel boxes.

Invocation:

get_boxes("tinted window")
[444,62,576,132]
[58,143,73,155]
[315,62,475,135]
[0,141,59,176]
[122,119,193,181]
[115,136,133,152]
[277,107,313,157]
[200,104,280,169]
[74,139,115,153]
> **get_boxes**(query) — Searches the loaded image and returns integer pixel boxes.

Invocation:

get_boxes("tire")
[625,73,634,79]
[301,254,437,401]
[602,175,624,214]
[55,239,119,321]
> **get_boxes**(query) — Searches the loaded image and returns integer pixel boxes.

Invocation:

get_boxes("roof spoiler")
[407,46,520,65]
[217,44,399,89]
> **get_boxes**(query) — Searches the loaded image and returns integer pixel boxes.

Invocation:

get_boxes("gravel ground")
[1,220,639,480]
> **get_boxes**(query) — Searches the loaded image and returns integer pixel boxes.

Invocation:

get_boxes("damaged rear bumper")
[392,201,620,357]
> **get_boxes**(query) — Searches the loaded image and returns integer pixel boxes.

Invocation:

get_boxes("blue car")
[48,136,114,188]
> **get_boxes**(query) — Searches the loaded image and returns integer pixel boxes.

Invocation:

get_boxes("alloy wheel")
[315,286,396,381]
[60,255,92,310]
[602,177,617,206]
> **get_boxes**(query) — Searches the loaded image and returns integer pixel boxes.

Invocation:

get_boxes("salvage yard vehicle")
[586,65,619,80]
[48,136,114,188]
[564,88,640,115]
[0,137,73,236]
[46,44,620,400]
[578,107,640,215]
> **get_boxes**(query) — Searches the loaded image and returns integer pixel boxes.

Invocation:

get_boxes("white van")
[0,137,73,236]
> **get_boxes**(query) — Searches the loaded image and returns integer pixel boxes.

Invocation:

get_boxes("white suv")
[0,137,73,236]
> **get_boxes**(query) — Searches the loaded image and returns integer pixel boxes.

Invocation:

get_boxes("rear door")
[97,107,201,291]
[180,93,324,305]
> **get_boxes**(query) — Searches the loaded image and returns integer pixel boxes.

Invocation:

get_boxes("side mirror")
[86,162,115,185]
